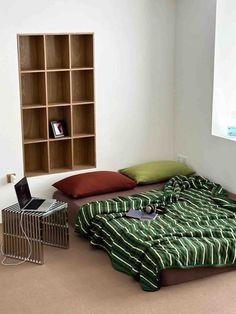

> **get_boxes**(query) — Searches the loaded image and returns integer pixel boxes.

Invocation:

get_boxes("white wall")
[174,0,236,193]
[0,0,176,218]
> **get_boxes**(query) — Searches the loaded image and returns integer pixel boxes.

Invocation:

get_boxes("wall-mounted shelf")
[18,33,96,176]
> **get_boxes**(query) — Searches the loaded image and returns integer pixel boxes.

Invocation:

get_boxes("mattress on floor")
[53,182,165,226]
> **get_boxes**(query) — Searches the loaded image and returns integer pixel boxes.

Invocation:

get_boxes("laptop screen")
[14,177,32,209]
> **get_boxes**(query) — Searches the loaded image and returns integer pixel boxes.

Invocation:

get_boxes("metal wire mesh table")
[2,201,69,264]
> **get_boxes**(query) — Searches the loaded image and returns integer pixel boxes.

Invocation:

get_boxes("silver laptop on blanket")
[15,177,56,212]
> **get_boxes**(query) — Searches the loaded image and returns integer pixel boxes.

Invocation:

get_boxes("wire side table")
[2,201,69,264]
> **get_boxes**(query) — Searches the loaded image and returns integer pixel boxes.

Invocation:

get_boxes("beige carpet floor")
[1,226,236,314]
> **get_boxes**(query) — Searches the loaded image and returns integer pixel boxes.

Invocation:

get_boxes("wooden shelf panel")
[47,68,70,72]
[73,137,95,168]
[25,170,49,177]
[71,70,94,103]
[49,136,71,142]
[19,35,45,71]
[47,102,71,107]
[72,101,94,105]
[71,67,94,71]
[49,139,72,170]
[73,134,95,138]
[22,105,46,109]
[48,106,71,137]
[71,34,93,68]
[23,108,47,141]
[49,167,73,174]
[24,138,47,144]
[72,104,95,136]
[21,72,46,107]
[24,142,49,174]
[21,70,45,74]
[46,35,69,69]
[73,165,95,171]
[47,71,70,104]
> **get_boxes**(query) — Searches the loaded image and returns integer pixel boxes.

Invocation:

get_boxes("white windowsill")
[212,130,236,142]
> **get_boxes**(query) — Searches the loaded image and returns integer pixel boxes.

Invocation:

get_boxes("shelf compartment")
[72,104,95,136]
[19,35,45,71]
[72,70,94,103]
[48,106,71,137]
[46,35,69,69]
[70,34,93,68]
[21,72,46,107]
[73,137,95,168]
[23,108,47,141]
[24,142,49,175]
[47,71,70,105]
[49,139,72,171]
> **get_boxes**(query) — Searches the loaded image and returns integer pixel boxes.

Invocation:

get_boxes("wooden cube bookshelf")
[18,33,96,177]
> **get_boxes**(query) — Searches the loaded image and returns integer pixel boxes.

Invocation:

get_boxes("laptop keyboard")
[24,199,44,209]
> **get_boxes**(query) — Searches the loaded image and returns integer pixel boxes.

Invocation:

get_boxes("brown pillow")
[52,171,137,198]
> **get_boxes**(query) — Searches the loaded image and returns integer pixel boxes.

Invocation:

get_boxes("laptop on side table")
[14,177,55,212]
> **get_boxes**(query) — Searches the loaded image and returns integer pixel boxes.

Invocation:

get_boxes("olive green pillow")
[119,160,194,185]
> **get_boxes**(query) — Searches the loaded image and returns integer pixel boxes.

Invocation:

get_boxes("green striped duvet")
[75,175,236,291]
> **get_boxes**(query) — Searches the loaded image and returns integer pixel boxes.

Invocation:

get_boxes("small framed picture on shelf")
[49,120,68,138]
